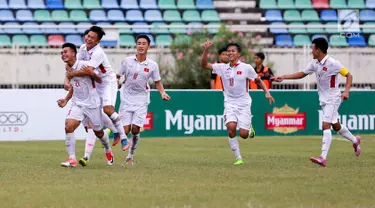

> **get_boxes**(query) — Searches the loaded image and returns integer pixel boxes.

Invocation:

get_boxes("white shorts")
[66,105,103,131]
[96,80,117,107]
[223,105,252,130]
[321,103,341,124]
[120,104,148,127]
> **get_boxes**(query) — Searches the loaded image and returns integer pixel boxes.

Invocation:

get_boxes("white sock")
[127,133,140,159]
[102,112,118,133]
[321,129,332,160]
[98,129,111,153]
[65,133,76,160]
[84,129,97,159]
[338,125,357,144]
[228,137,242,160]
[110,112,126,139]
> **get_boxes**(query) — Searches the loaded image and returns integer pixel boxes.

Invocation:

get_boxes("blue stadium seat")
[107,10,125,21]
[126,10,144,21]
[28,0,46,8]
[265,10,283,21]
[96,22,111,27]
[145,10,163,21]
[132,22,150,33]
[196,0,215,9]
[320,10,337,21]
[348,36,367,46]
[140,0,158,9]
[187,22,203,34]
[58,22,77,34]
[4,22,22,34]
[89,10,107,22]
[16,10,34,21]
[23,22,41,34]
[0,0,8,9]
[270,22,288,33]
[100,40,118,47]
[46,0,64,9]
[276,35,293,46]
[312,34,328,41]
[366,0,375,8]
[66,35,83,46]
[120,0,139,9]
[102,0,119,9]
[9,0,27,9]
[0,10,15,22]
[360,10,375,21]
[77,22,91,33]
[41,22,59,34]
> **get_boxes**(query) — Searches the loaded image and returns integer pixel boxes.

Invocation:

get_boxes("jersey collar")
[133,55,149,65]
[71,60,79,70]
[319,54,329,65]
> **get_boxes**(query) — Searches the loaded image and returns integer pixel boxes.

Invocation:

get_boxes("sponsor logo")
[265,104,306,134]
[318,111,375,130]
[143,112,154,130]
[0,112,28,126]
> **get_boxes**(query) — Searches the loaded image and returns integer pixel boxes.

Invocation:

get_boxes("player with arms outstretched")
[201,41,275,165]
[272,38,360,167]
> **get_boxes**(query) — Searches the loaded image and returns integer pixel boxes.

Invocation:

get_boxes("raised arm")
[80,66,102,84]
[200,41,213,70]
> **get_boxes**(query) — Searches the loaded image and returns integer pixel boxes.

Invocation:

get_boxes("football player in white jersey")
[201,41,275,165]
[272,38,360,167]
[57,43,114,167]
[116,35,171,165]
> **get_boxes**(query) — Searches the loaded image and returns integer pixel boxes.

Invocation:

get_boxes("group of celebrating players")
[57,26,361,168]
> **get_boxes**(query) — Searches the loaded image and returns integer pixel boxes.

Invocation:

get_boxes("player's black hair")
[218,47,227,55]
[136,34,151,45]
[84,29,89,36]
[62,42,77,55]
[88,26,106,40]
[255,52,265,60]
[312,38,328,54]
[226,42,241,53]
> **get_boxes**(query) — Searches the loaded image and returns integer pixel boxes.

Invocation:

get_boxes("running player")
[201,41,275,165]
[57,42,113,167]
[272,38,360,167]
[116,35,171,165]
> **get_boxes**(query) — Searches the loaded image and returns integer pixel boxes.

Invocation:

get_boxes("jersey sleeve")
[87,50,104,68]
[246,64,259,81]
[212,63,224,77]
[151,64,161,82]
[335,60,350,76]
[303,60,316,75]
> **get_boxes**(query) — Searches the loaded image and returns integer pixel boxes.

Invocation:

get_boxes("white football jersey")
[212,62,258,107]
[118,55,161,106]
[70,60,101,108]
[303,55,347,105]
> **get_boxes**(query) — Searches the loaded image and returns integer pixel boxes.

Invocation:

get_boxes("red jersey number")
[229,78,234,87]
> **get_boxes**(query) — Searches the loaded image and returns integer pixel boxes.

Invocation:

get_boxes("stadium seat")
[278,0,295,9]
[9,0,27,9]
[132,22,150,33]
[48,35,64,47]
[363,22,375,33]
[140,0,158,9]
[70,10,89,22]
[159,0,176,9]
[196,0,214,9]
[0,10,15,22]
[151,22,169,34]
[65,0,83,9]
[156,35,172,46]
[307,22,325,33]
[183,10,201,22]
[187,22,203,34]
[293,35,311,46]
[126,10,144,21]
[108,10,125,21]
[366,0,375,8]
[312,0,329,8]
[266,10,283,21]
[330,0,347,8]
[120,35,136,47]
[96,22,111,27]
[295,0,313,8]
[207,22,220,33]
[114,22,132,34]
[34,10,52,22]
[0,0,8,9]
[4,22,22,34]
[288,22,306,33]
[120,0,139,9]
[30,35,47,46]
[368,34,375,46]
[89,10,107,22]
[100,40,118,47]
[52,10,70,21]
[164,10,182,22]
[312,34,328,41]
[275,35,293,46]
[301,10,320,21]
[348,36,367,46]
[360,10,375,21]
[76,22,91,33]
[0,35,11,46]
[260,0,277,8]
[23,22,41,34]
[28,0,46,9]
[174,35,191,45]
[16,10,33,21]
[270,22,288,33]
[41,22,59,34]
[320,10,337,21]
[284,10,302,21]
[329,35,348,46]
[13,35,29,46]
[177,0,196,9]
[145,10,163,22]
[169,22,186,33]
[46,0,64,9]
[83,0,101,9]
[325,22,338,33]
[102,0,119,8]
[201,10,220,22]
[58,22,76,34]
[348,0,366,8]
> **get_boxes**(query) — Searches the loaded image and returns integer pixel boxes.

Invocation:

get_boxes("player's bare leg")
[227,122,243,165]
[125,124,141,165]
[104,105,129,149]
[239,128,254,139]
[333,122,361,156]
[61,119,80,167]
[310,122,331,167]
